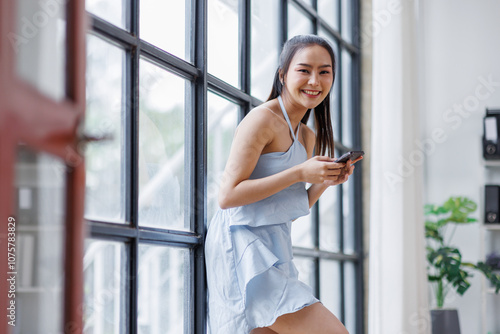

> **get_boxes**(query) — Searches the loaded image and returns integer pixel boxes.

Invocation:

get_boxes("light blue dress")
[205,96,319,334]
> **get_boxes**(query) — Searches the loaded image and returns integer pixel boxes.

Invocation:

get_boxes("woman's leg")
[250,327,279,334]
[268,302,349,334]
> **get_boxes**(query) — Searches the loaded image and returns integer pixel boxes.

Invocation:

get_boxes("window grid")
[85,0,363,333]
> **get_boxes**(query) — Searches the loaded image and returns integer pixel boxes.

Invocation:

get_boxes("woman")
[205,34,361,334]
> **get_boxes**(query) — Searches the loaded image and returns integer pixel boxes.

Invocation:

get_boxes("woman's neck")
[279,91,308,126]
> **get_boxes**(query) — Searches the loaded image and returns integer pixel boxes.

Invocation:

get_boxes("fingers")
[314,155,335,162]
[348,165,355,175]
[351,156,364,164]
[321,154,364,166]
[323,165,355,186]
[315,156,350,168]
[312,155,359,168]
[325,161,346,170]
[314,158,345,171]
[305,156,358,184]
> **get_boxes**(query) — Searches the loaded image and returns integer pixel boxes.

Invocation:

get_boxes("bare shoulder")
[300,123,316,158]
[248,100,285,122]
[237,101,287,136]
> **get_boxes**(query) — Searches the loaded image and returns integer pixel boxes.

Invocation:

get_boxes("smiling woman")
[205,35,358,334]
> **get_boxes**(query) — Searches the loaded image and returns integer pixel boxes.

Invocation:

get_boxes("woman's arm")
[218,108,344,209]
[306,183,329,208]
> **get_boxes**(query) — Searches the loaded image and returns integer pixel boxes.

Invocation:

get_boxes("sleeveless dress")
[205,96,319,334]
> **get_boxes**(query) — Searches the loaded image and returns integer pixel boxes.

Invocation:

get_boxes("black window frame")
[85,0,363,333]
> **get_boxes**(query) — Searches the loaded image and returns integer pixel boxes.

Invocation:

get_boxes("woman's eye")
[298,69,309,73]
[320,71,330,75]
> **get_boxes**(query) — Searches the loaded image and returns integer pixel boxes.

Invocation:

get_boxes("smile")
[302,89,321,96]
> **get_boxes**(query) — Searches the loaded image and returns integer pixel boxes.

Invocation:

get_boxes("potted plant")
[424,196,500,334]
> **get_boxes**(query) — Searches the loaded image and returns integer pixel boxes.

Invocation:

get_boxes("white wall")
[420,1,500,333]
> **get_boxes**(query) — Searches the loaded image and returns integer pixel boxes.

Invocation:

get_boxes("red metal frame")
[0,0,87,333]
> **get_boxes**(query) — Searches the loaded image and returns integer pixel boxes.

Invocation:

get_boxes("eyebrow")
[296,63,332,68]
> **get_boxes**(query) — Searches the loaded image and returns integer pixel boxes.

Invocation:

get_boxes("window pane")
[138,245,189,334]
[318,30,341,140]
[292,214,314,248]
[341,0,353,43]
[344,261,357,333]
[83,240,127,334]
[208,0,240,87]
[207,93,239,221]
[86,0,126,29]
[15,0,66,101]
[288,2,314,38]
[140,0,191,62]
[318,0,340,31]
[251,0,279,101]
[14,145,65,334]
[319,186,341,252]
[320,260,341,317]
[343,180,355,254]
[301,0,314,7]
[138,60,188,231]
[85,35,126,224]
[331,43,341,140]
[341,50,353,148]
[294,257,316,294]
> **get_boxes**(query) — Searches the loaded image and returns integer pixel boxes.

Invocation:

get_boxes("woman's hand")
[304,155,363,208]
[323,155,363,186]
[298,156,346,184]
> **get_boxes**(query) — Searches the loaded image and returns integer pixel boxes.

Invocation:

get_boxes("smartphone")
[335,150,364,163]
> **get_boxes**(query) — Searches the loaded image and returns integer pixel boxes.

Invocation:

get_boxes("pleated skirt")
[205,209,318,334]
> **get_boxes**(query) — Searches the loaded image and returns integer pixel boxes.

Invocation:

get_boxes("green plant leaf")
[423,204,435,215]
[424,196,482,305]
[455,277,471,295]
[424,204,449,216]
[436,218,450,228]
[425,221,438,229]
[474,262,500,294]
[427,247,472,295]
[425,223,443,242]
[444,197,478,224]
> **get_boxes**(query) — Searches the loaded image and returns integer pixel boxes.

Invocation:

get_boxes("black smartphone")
[335,151,364,163]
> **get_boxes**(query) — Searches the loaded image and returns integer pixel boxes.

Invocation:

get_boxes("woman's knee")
[327,321,349,334]
[336,327,349,334]
[250,327,278,334]
[269,302,349,334]
[324,323,349,334]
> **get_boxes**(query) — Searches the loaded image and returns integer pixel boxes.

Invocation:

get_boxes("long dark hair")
[267,35,336,157]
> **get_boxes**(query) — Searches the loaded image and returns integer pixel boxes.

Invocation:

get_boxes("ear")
[278,69,284,85]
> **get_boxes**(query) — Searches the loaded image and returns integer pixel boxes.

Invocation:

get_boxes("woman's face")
[282,45,334,110]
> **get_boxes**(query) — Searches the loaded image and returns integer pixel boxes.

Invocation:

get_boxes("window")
[83,1,362,333]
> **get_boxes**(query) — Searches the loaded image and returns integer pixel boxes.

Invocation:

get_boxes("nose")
[308,72,319,86]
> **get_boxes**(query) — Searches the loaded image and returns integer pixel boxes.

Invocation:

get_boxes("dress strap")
[277,95,300,141]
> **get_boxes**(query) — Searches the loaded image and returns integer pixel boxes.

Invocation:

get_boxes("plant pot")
[431,309,461,334]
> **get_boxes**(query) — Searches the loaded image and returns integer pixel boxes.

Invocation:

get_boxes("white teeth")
[304,90,320,95]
